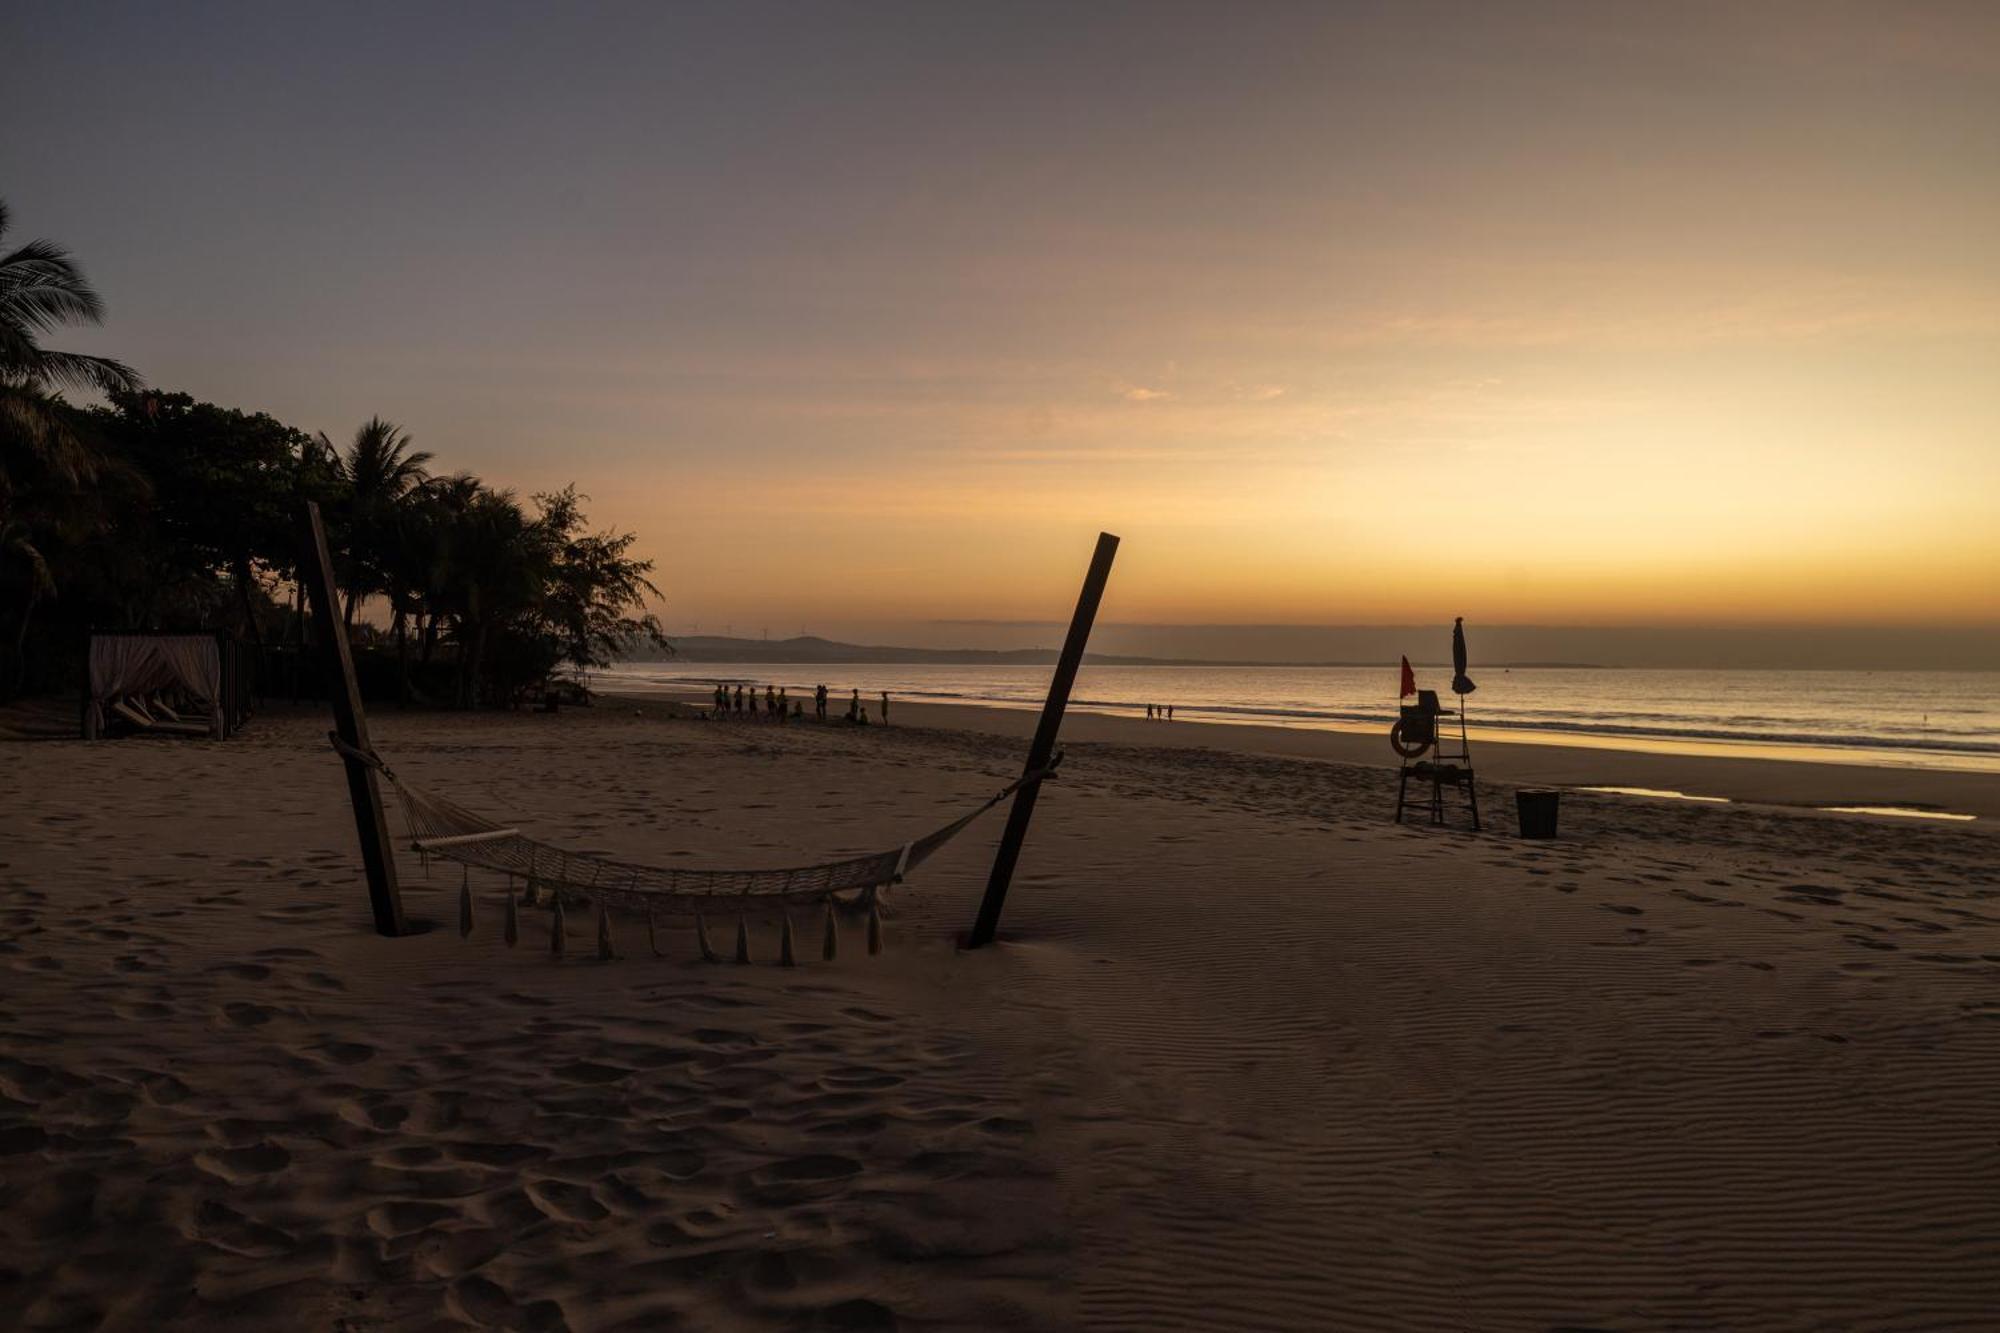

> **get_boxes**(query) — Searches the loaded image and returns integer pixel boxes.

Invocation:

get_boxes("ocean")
[597,663,2000,774]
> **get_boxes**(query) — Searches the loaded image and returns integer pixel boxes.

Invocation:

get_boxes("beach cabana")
[82,632,253,740]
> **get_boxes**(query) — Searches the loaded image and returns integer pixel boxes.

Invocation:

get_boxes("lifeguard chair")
[1392,618,1483,830]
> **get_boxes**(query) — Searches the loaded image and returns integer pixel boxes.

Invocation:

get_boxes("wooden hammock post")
[298,500,407,937]
[966,531,1118,949]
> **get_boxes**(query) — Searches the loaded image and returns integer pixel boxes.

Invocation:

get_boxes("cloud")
[1119,383,1172,402]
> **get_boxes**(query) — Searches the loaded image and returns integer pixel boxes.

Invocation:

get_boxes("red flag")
[1399,656,1416,698]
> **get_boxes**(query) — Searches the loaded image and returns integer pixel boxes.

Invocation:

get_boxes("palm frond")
[0,238,109,331]
[0,384,107,487]
[19,348,142,396]
[1,525,58,599]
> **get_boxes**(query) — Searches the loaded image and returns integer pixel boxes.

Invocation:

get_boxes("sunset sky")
[6,1,1997,641]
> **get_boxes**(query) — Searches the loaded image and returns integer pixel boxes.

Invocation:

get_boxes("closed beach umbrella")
[1451,617,1476,696]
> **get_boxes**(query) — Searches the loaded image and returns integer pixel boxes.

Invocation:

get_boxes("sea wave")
[599,666,2000,762]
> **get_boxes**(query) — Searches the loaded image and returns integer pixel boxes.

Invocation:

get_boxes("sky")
[5,1,1997,655]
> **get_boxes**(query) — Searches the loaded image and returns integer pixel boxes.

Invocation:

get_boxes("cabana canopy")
[84,632,249,739]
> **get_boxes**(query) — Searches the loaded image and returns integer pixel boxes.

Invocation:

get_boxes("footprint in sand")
[553,1060,634,1086]
[315,1040,375,1066]
[338,1097,409,1130]
[821,1066,905,1090]
[759,1153,862,1184]
[365,1200,461,1238]
[195,1140,293,1182]
[444,1139,546,1168]
[189,1199,295,1258]
[220,1001,277,1027]
[525,1178,610,1223]
[446,1276,567,1333]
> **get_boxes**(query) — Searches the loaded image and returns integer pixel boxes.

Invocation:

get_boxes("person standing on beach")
[1146,703,1154,720]
[880,691,890,725]
[847,689,860,723]
[815,684,827,722]
[733,684,744,714]
[766,685,777,717]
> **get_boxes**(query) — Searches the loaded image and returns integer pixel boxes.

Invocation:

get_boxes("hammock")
[330,733,1055,913]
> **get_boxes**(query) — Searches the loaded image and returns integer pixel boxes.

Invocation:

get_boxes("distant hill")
[621,635,1182,666]
[619,635,1604,669]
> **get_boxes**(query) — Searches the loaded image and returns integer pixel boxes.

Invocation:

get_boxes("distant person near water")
[733,684,744,714]
[880,691,890,725]
[1146,703,1154,720]
[846,689,860,723]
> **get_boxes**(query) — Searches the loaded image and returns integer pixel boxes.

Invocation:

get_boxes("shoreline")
[605,688,2000,821]
[598,666,2000,779]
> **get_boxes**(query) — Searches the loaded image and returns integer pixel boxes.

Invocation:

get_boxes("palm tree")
[404,472,481,670]
[0,199,141,696]
[0,199,142,506]
[436,487,543,708]
[332,416,433,626]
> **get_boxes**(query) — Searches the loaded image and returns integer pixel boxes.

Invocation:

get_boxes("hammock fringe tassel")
[779,912,796,967]
[597,903,615,961]
[868,898,884,956]
[822,904,838,961]
[504,891,519,948]
[695,910,718,963]
[550,896,566,958]
[734,915,751,965]
[458,867,473,938]
[646,902,661,959]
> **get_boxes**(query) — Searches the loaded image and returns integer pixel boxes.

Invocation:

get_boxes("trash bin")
[1516,788,1560,839]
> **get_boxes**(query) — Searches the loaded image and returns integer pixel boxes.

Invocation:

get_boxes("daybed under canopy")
[82,632,251,740]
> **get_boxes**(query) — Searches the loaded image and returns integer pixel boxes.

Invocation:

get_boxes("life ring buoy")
[1390,720,1433,760]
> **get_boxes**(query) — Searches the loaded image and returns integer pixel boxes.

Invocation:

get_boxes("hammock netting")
[351,737,1052,913]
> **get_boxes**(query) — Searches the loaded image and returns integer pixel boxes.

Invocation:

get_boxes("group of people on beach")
[710,682,890,726]
[1145,703,1177,721]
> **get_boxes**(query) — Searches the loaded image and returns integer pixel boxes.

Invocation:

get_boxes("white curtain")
[87,635,223,736]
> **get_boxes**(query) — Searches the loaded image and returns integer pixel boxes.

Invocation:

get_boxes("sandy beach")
[5,697,2000,1331]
